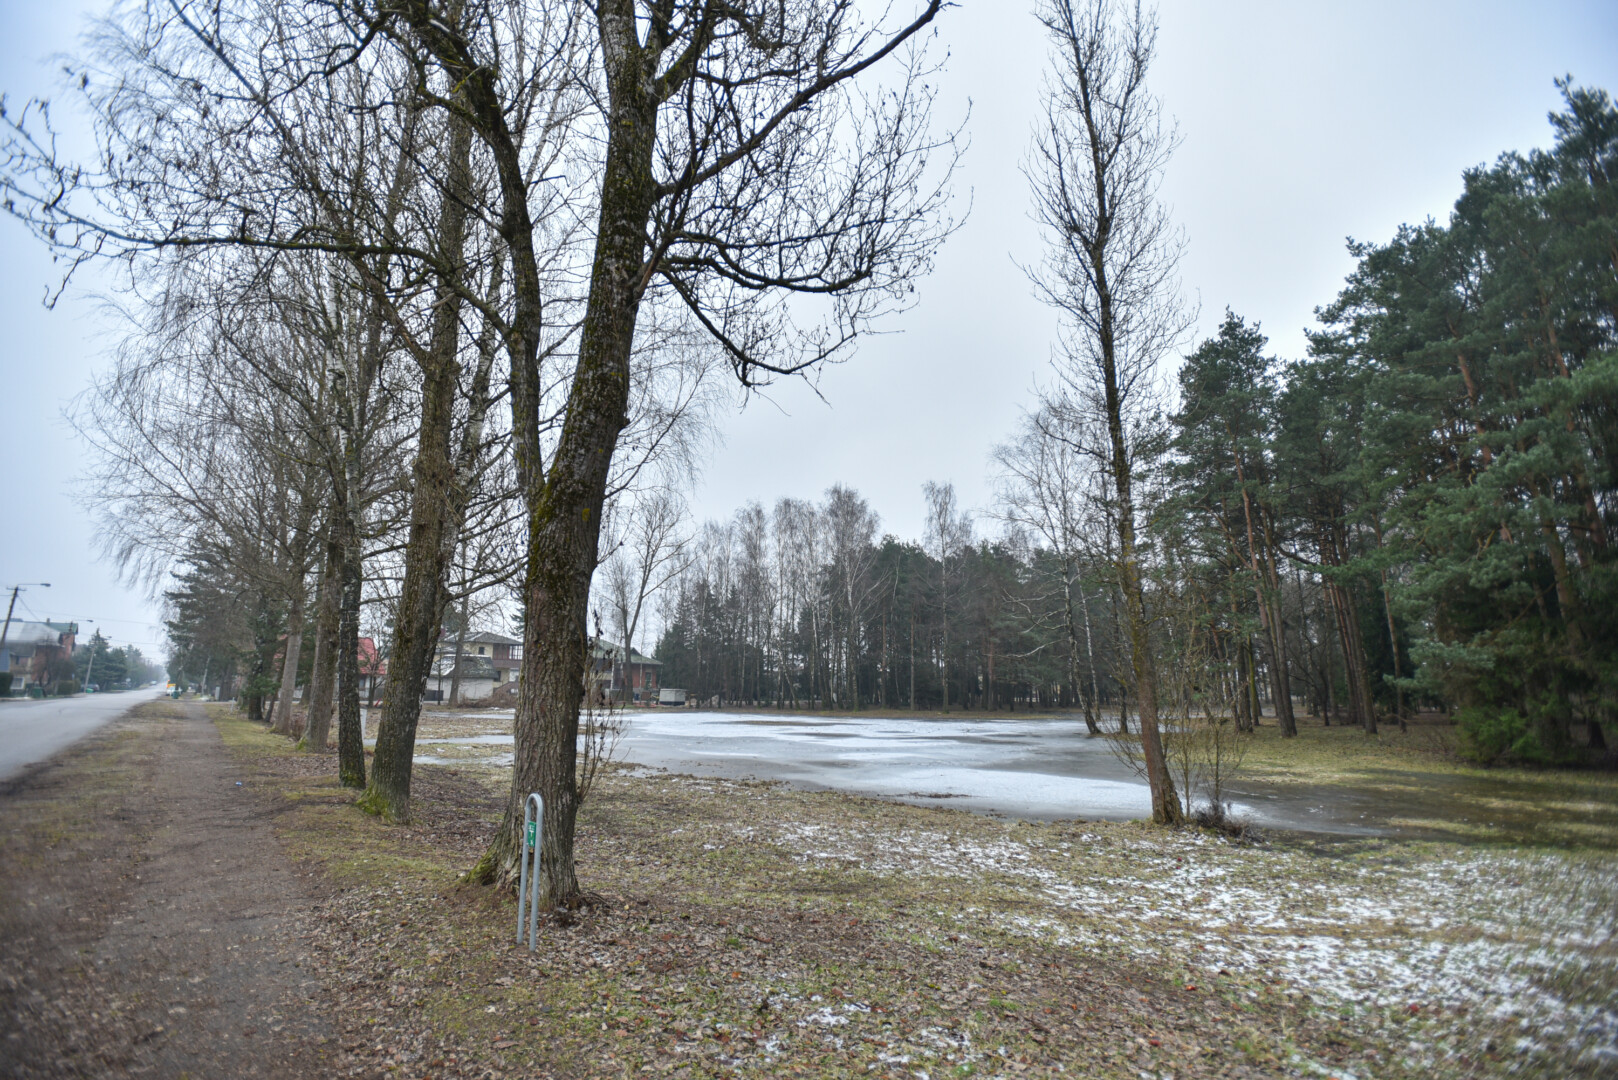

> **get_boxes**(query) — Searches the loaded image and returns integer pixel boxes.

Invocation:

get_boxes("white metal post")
[517,792,544,949]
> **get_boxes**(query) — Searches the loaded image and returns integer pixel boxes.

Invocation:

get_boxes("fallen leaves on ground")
[216,712,1618,1080]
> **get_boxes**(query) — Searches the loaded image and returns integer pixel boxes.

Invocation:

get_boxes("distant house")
[488,636,662,706]
[426,630,521,704]
[465,631,522,686]
[357,637,387,705]
[1,621,77,694]
[589,637,662,704]
[285,636,386,705]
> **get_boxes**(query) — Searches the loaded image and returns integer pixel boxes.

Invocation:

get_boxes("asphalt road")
[0,687,167,782]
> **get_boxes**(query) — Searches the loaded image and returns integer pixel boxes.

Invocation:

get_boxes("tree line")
[75,631,164,691]
[655,483,1106,715]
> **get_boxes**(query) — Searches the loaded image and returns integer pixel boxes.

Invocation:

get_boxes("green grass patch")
[1238,716,1618,848]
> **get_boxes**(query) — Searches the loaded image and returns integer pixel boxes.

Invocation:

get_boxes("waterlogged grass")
[1235,718,1618,847]
[406,709,517,741]
[211,708,1618,1080]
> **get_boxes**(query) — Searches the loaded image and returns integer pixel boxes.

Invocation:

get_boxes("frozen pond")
[403,709,1403,834]
[616,710,1184,822]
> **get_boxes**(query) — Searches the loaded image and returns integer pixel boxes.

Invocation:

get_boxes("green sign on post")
[525,821,537,849]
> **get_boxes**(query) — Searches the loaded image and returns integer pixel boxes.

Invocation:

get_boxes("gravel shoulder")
[0,700,337,1078]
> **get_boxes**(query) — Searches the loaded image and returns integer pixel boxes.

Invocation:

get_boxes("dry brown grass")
[207,707,1618,1080]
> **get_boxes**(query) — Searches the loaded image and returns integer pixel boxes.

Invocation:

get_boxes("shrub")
[1193,801,1261,842]
[1456,705,1555,765]
[0,672,11,696]
[52,680,81,697]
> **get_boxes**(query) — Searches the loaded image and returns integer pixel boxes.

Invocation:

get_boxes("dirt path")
[1,700,338,1078]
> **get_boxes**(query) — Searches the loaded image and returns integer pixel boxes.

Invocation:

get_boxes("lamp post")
[0,583,51,694]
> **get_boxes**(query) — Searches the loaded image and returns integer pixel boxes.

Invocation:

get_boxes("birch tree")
[923,480,971,711]
[993,407,1105,733]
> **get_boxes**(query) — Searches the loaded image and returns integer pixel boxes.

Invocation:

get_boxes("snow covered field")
[761,815,1618,1075]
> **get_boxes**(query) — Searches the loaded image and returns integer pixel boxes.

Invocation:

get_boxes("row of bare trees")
[5,0,960,903]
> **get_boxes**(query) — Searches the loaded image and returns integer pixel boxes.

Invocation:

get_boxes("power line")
[31,608,160,629]
[48,613,160,627]
[22,604,165,646]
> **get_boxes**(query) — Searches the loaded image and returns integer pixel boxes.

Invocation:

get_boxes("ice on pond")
[405,709,1280,827]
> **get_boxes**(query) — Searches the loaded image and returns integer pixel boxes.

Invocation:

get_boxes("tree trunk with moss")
[271,586,306,736]
[358,113,474,823]
[1106,406,1182,824]
[475,35,654,906]
[336,516,366,787]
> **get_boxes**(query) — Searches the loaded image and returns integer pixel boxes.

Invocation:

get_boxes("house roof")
[357,637,387,675]
[3,621,77,645]
[465,631,520,646]
[590,637,661,666]
[436,630,520,657]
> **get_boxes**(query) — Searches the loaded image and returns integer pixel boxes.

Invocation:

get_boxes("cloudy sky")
[2,1,1616,654]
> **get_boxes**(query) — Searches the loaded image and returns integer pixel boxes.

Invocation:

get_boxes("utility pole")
[83,629,101,692]
[0,583,51,692]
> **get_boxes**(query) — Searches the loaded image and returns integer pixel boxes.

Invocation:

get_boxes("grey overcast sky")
[3,1,1617,652]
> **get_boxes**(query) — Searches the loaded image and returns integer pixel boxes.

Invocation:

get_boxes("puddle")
[420,710,515,721]
[415,753,514,767]
[391,712,1363,833]
[418,734,514,745]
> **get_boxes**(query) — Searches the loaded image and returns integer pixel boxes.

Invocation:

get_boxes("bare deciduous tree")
[600,488,691,663]
[390,0,961,905]
[993,406,1106,733]
[923,480,971,712]
[1027,0,1192,824]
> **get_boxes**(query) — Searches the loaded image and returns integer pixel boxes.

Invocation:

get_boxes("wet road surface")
[0,688,167,782]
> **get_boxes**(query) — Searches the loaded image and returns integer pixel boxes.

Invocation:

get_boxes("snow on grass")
[763,816,1618,1070]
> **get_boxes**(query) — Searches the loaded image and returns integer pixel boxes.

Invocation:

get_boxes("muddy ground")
[2,700,1615,1079]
